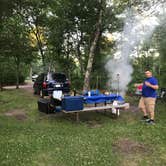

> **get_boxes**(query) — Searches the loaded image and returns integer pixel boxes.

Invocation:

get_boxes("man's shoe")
[141,116,149,121]
[146,119,155,125]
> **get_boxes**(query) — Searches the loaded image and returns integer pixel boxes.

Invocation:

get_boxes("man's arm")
[134,83,143,87]
[145,81,159,90]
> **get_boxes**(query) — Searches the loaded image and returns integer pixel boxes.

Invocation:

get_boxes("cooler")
[62,96,84,111]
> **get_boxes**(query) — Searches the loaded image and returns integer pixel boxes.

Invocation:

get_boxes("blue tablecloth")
[84,94,124,104]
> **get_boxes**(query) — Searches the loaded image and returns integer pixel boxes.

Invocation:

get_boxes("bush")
[0,60,26,86]
[0,71,25,85]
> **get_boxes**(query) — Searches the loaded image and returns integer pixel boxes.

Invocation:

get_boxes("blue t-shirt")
[142,77,158,98]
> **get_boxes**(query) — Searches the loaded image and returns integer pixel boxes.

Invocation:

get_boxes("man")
[138,70,159,124]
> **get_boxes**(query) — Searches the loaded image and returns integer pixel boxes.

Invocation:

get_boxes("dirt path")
[3,81,34,93]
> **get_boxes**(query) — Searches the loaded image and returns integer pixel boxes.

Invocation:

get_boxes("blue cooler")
[62,96,84,111]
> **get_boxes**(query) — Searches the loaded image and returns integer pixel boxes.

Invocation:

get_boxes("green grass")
[0,89,166,166]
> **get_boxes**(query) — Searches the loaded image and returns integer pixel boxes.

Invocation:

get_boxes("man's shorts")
[138,97,156,112]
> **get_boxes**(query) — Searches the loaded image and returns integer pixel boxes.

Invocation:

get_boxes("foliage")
[0,0,165,90]
[47,0,128,90]
[153,20,166,87]
[0,2,35,88]
[0,60,27,85]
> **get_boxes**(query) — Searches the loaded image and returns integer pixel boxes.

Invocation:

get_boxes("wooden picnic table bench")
[62,103,129,122]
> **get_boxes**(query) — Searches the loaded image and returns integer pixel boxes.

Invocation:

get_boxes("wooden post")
[75,112,79,122]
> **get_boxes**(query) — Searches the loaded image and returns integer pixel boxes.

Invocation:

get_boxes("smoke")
[105,0,166,96]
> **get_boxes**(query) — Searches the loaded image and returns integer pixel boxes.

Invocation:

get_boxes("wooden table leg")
[116,109,120,116]
[75,112,79,122]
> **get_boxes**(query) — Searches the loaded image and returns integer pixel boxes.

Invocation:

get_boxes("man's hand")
[145,81,159,90]
[134,83,143,87]
[145,81,151,87]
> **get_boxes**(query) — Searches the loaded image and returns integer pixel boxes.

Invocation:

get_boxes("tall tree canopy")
[0,0,165,90]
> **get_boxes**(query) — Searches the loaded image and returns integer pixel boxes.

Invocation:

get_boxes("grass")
[0,89,166,166]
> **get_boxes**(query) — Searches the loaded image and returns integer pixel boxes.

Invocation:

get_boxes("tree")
[0,14,34,88]
[1,0,144,91]
[48,0,109,90]
[17,0,49,70]
[83,2,103,91]
[154,21,166,87]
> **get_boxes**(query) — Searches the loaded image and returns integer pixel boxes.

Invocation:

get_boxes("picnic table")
[62,103,129,122]
[61,94,129,122]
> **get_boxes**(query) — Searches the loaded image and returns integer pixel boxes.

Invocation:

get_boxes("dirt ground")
[112,138,150,155]
[4,109,27,121]
[3,81,34,93]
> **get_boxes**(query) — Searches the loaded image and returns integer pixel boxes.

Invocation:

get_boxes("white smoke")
[105,0,166,96]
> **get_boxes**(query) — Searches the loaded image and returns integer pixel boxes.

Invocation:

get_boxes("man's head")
[145,70,152,78]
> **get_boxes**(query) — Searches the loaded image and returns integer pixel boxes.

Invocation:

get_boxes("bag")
[38,98,54,114]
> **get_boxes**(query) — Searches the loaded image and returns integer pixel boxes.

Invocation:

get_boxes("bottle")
[88,91,91,97]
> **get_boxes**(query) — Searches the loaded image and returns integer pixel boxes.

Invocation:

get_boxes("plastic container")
[88,91,91,96]
[62,96,84,111]
[38,98,54,114]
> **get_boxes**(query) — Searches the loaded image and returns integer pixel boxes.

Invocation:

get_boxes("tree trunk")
[76,32,85,75]
[0,65,3,91]
[29,65,32,80]
[14,57,20,89]
[83,8,102,91]
[76,42,84,74]
[16,63,20,89]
